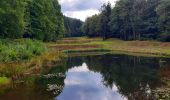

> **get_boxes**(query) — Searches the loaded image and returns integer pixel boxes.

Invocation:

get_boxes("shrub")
[0,39,47,62]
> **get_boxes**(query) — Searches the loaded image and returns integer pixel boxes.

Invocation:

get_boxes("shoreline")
[1,38,170,82]
[49,37,170,58]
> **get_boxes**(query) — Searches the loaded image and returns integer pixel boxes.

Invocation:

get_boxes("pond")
[0,53,170,100]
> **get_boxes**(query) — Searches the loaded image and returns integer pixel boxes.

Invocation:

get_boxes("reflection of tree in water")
[67,54,164,100]
[159,59,170,79]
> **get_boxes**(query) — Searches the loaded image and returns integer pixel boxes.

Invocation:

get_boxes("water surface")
[0,54,170,100]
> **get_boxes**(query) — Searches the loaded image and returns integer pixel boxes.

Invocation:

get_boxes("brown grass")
[48,37,170,57]
[50,45,100,51]
[0,50,65,79]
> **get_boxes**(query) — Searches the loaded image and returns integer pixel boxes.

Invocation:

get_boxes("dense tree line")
[82,0,170,41]
[0,0,65,41]
[64,16,84,37]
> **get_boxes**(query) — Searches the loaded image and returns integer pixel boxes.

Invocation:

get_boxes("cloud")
[64,9,100,21]
[59,0,102,12]
[59,0,117,21]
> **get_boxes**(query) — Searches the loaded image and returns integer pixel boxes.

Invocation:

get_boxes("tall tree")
[141,0,160,39]
[83,0,169,41]
[156,0,170,41]
[27,0,65,41]
[0,0,27,38]
[52,0,65,39]
[64,16,84,37]
[100,2,112,40]
[82,15,101,37]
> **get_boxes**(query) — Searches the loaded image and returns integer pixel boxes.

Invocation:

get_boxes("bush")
[0,39,47,62]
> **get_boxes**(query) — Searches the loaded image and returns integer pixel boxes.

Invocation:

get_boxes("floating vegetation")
[153,88,170,99]
[13,80,25,84]
[42,73,66,78]
[46,84,63,95]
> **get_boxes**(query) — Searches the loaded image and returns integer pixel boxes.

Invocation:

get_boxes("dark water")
[0,54,170,100]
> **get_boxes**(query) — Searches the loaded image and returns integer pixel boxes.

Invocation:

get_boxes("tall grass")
[0,39,47,63]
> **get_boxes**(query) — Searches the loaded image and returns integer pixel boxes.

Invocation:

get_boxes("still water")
[0,54,170,100]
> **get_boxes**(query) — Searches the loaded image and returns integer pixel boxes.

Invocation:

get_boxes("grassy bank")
[49,37,170,57]
[1,37,170,86]
[90,39,170,56]
[0,39,65,86]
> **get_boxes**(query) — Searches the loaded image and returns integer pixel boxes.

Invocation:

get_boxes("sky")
[58,0,117,21]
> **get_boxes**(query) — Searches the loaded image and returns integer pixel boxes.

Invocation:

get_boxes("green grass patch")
[0,77,10,85]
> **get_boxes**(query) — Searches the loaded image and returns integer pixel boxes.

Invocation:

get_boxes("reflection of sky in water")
[56,63,127,100]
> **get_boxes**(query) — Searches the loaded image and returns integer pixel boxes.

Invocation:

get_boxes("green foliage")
[0,0,27,38]
[0,77,9,85]
[100,3,112,40]
[156,0,170,41]
[0,39,46,62]
[82,2,112,39]
[26,0,65,41]
[64,16,84,37]
[83,0,170,41]
[0,0,65,41]
[82,15,101,37]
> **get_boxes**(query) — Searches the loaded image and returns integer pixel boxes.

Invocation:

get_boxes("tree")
[141,0,160,40]
[52,0,65,39]
[0,0,65,41]
[26,0,65,41]
[100,2,112,40]
[64,16,84,37]
[83,0,169,41]
[156,0,170,41]
[82,15,101,37]
[0,0,27,38]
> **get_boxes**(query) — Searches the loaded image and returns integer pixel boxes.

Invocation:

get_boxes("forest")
[82,0,170,41]
[0,0,83,41]
[0,0,64,41]
[0,0,169,42]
